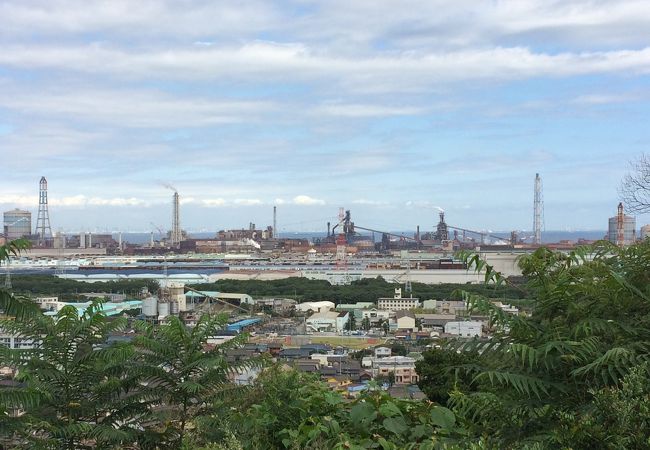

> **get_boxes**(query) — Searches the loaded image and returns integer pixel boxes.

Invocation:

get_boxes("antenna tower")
[171,192,181,246]
[533,173,543,245]
[36,176,53,246]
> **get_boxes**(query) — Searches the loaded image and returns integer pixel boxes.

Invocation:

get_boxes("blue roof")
[226,318,262,331]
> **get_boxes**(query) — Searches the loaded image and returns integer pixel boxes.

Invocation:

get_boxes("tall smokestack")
[533,173,543,245]
[273,206,277,239]
[171,192,181,246]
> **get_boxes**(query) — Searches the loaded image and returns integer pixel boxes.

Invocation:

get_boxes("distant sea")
[115,231,608,245]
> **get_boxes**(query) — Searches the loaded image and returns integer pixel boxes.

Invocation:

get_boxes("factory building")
[608,214,636,245]
[3,209,32,240]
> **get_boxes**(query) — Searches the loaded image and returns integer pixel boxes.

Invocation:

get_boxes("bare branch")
[619,152,650,213]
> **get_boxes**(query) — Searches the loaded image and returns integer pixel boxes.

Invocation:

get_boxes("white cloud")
[292,195,326,205]
[201,198,227,207]
[0,194,147,207]
[0,86,275,128]
[233,198,263,206]
[1,43,649,93]
[315,102,425,117]
[351,199,390,206]
[571,93,640,105]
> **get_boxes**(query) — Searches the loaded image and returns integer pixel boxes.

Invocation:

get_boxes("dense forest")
[9,275,159,298]
[9,273,527,305]
[190,276,528,304]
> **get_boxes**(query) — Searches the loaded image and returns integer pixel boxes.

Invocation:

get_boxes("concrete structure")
[162,282,186,312]
[444,321,482,337]
[296,301,335,313]
[3,209,31,240]
[306,310,349,332]
[608,208,636,246]
[378,288,420,311]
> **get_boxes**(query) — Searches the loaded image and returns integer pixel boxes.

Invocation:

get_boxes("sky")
[0,0,649,234]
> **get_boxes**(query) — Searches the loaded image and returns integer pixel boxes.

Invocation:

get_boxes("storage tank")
[3,209,32,240]
[158,302,170,319]
[608,215,636,245]
[170,301,179,315]
[142,296,158,317]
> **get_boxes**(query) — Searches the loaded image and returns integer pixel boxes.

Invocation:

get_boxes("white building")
[377,288,420,311]
[393,310,416,331]
[492,301,519,315]
[0,330,37,350]
[374,347,391,358]
[296,301,335,313]
[306,310,349,332]
[364,356,420,384]
[444,321,482,337]
[361,308,391,324]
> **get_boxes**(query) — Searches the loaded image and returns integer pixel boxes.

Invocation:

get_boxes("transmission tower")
[533,173,543,245]
[36,176,53,247]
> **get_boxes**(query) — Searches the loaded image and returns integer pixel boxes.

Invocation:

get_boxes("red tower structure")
[616,202,625,247]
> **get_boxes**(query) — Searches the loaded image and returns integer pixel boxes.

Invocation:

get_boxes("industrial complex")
[1,175,648,287]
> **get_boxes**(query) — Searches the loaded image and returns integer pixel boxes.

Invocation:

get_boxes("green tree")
[361,317,371,331]
[0,301,142,449]
[416,347,478,405]
[131,314,259,448]
[0,239,41,319]
[447,240,650,448]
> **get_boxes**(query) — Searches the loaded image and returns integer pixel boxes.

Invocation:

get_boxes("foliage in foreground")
[415,240,650,449]
[212,368,464,450]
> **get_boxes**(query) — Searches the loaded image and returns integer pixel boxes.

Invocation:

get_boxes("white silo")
[142,296,158,317]
[158,302,170,319]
